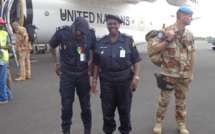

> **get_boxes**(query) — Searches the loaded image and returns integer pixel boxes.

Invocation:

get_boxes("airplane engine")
[166,0,199,7]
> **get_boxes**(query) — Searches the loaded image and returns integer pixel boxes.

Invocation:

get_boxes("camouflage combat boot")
[15,76,26,81]
[153,123,162,134]
[177,125,189,134]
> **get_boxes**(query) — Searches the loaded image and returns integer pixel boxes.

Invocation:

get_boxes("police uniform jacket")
[93,32,141,72]
[49,26,96,67]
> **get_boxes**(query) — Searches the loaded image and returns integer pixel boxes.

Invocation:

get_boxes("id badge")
[120,50,125,58]
[80,53,86,61]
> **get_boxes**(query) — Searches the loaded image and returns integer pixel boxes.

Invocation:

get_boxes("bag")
[154,73,175,91]
[145,30,163,67]
[25,24,37,43]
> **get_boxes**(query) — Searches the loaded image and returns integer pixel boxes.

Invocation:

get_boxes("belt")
[101,68,132,77]
[61,62,88,72]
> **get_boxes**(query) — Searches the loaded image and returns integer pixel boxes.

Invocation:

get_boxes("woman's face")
[106,19,120,36]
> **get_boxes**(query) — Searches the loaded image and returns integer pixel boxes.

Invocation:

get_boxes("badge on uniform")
[77,47,83,54]
[99,46,107,54]
[120,49,125,58]
[77,47,86,61]
[80,53,86,61]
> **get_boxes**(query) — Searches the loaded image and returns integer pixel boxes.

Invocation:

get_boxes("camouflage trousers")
[18,51,31,78]
[155,76,189,126]
[7,65,12,91]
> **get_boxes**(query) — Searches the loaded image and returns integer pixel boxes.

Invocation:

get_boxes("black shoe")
[84,129,91,134]
[63,132,70,134]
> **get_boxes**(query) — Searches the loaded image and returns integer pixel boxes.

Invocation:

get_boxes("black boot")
[84,129,91,134]
[63,132,70,134]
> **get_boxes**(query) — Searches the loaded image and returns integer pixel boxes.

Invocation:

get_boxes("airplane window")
[44,11,49,16]
[140,21,144,24]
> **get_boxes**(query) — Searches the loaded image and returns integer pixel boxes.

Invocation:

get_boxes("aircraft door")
[1,0,14,35]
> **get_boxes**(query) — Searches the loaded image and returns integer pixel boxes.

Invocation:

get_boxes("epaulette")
[56,25,68,32]
[121,33,133,39]
[97,35,108,42]
[90,27,95,32]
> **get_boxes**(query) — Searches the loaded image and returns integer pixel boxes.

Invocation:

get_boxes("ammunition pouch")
[154,73,174,91]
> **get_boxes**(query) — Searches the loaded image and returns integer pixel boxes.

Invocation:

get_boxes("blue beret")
[179,6,193,14]
[105,14,123,24]
[74,17,89,34]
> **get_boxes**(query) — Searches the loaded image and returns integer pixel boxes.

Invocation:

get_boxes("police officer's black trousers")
[100,75,133,134]
[60,73,92,133]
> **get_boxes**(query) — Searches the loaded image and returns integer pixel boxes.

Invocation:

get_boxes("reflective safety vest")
[0,30,9,62]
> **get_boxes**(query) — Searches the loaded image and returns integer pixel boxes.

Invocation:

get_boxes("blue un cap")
[178,6,193,14]
[105,14,123,24]
[74,17,89,35]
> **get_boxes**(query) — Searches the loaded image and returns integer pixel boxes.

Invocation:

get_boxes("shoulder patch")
[132,42,137,47]
[90,27,95,32]
[56,25,68,32]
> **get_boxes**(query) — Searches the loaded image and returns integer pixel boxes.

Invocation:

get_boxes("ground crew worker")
[151,6,196,134]
[0,17,13,104]
[90,14,141,134]
[12,22,31,81]
[49,17,96,134]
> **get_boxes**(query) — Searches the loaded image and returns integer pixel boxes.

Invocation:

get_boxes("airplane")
[0,0,200,46]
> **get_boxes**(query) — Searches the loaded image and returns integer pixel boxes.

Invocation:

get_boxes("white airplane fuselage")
[0,0,200,44]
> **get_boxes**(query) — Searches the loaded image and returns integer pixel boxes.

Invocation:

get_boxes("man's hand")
[55,64,62,75]
[90,80,98,95]
[166,30,175,41]
[130,77,139,92]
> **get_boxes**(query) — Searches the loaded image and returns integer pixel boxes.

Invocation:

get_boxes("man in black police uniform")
[49,17,96,134]
[90,14,141,134]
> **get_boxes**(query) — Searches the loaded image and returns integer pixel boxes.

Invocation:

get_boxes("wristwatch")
[165,39,171,43]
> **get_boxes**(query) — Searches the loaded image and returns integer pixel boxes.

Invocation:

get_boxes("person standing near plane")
[12,22,31,81]
[90,14,141,134]
[0,17,13,104]
[151,6,196,134]
[49,17,96,134]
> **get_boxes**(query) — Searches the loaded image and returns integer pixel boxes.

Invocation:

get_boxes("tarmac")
[0,41,215,134]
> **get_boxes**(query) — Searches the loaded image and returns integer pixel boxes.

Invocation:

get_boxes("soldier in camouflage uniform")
[151,6,196,134]
[12,22,32,81]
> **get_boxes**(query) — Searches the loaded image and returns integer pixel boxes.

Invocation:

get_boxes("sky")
[148,0,214,37]
[188,0,215,37]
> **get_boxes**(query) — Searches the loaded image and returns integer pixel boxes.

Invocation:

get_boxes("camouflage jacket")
[15,26,31,51]
[152,23,196,78]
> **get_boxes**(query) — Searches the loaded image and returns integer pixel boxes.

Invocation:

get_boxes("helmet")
[0,17,6,24]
